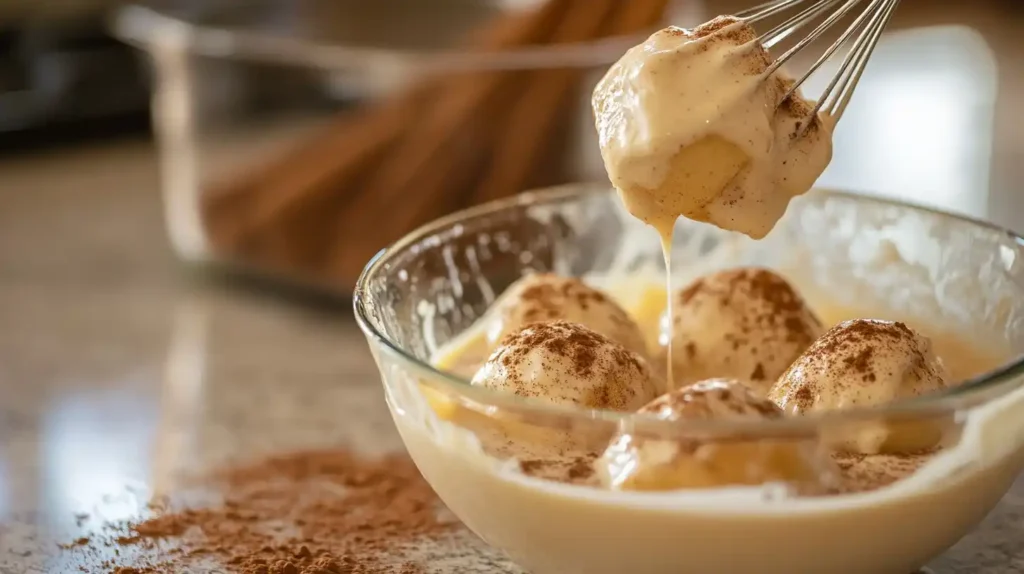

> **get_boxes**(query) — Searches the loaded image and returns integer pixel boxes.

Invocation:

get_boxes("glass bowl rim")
[111,3,654,75]
[353,184,1024,435]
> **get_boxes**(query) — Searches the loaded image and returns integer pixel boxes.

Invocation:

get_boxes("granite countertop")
[2,146,1023,574]
[2,1,1024,572]
[0,143,513,573]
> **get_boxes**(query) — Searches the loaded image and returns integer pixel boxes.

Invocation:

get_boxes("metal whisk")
[737,0,902,126]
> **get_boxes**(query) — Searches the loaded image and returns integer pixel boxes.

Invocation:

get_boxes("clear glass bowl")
[354,184,1024,574]
[111,0,678,294]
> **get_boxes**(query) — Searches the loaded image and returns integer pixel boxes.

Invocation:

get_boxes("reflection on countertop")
[0,1,1023,572]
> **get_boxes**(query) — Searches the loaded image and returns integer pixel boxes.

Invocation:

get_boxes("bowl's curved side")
[389,400,1024,574]
[354,185,1024,433]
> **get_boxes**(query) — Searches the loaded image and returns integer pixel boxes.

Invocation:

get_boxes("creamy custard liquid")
[403,281,1024,574]
[591,18,836,394]
[433,281,1003,489]
[661,236,676,391]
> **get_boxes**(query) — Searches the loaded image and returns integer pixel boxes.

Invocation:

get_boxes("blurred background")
[1,0,1022,295]
[1,2,1024,571]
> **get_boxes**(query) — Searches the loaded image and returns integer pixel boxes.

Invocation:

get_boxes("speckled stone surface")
[0,143,530,573]
[2,1,1024,571]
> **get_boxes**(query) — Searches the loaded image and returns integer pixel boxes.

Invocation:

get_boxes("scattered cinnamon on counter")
[63,449,458,573]
[58,536,92,549]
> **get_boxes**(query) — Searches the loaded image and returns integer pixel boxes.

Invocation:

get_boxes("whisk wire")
[736,0,813,23]
[735,0,901,131]
[822,0,899,119]
[782,0,885,102]
[762,0,867,74]
[758,0,845,50]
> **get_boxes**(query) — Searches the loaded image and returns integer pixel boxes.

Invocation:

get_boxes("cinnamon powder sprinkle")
[831,450,936,493]
[519,454,599,485]
[674,268,822,342]
[815,320,924,381]
[690,17,770,72]
[684,16,823,139]
[501,274,643,346]
[641,379,782,421]
[489,320,648,408]
[775,318,944,413]
[60,450,459,573]
[671,268,823,383]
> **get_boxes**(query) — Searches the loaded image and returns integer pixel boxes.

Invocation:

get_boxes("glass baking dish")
[111,0,689,295]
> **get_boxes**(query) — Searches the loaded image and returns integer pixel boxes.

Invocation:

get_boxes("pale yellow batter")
[432,280,1003,491]
[393,275,1024,574]
[593,17,833,241]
